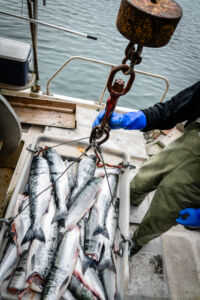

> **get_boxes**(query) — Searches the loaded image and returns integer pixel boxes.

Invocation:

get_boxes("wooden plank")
[3,94,76,129]
[13,107,75,129]
[5,95,76,112]
[9,101,74,114]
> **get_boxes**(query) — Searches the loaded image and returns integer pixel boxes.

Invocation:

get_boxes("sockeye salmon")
[26,192,58,291]
[98,197,120,271]
[41,226,80,300]
[7,251,29,297]
[0,238,18,287]
[12,194,31,255]
[43,148,69,223]
[85,174,120,261]
[69,155,97,204]
[68,275,97,300]
[74,246,106,300]
[65,177,102,232]
[22,156,52,244]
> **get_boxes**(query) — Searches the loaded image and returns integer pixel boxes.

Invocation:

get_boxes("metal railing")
[46,56,169,106]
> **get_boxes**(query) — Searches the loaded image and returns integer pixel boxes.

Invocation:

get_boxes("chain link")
[121,42,143,75]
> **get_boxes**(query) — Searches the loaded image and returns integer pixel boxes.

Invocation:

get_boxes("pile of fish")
[0,148,123,300]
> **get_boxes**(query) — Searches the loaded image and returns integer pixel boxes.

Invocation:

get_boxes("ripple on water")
[0,0,199,109]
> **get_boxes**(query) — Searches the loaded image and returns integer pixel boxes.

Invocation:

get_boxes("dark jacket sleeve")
[142,81,200,132]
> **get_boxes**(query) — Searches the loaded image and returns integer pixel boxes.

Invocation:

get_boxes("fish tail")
[22,226,33,244]
[82,256,97,274]
[98,257,116,272]
[22,225,45,244]
[114,291,121,300]
[94,226,110,239]
[51,209,68,224]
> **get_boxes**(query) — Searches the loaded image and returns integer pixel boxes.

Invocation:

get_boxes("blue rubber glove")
[176,208,200,227]
[92,110,147,130]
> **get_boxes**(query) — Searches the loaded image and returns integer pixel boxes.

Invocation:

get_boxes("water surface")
[0,0,199,109]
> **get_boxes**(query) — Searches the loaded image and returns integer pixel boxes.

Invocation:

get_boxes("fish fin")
[98,256,116,272]
[22,226,33,244]
[94,227,110,239]
[59,276,70,294]
[22,225,45,244]
[58,218,65,228]
[33,226,46,242]
[51,210,68,224]
[103,227,110,239]
[31,254,35,270]
[114,291,121,300]
[82,256,96,274]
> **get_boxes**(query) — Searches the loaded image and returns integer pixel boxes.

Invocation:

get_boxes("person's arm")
[92,81,200,131]
[176,208,200,227]
[142,81,200,132]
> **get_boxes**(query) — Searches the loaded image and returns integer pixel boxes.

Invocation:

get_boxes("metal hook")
[116,236,134,257]
[0,217,13,226]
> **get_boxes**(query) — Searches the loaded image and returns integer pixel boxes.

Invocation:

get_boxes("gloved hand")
[176,208,200,227]
[92,110,147,130]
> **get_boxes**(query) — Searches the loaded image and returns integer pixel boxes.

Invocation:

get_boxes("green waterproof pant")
[130,122,200,246]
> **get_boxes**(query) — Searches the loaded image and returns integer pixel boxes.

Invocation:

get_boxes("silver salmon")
[79,212,89,249]
[62,288,77,300]
[84,203,104,262]
[12,194,31,255]
[74,246,106,300]
[93,174,119,237]
[65,160,79,197]
[41,226,80,300]
[7,251,29,297]
[22,156,52,244]
[102,268,117,300]
[65,177,102,232]
[85,174,119,261]
[94,167,123,178]
[98,197,119,271]
[68,275,97,300]
[26,192,58,290]
[0,239,18,287]
[43,148,69,223]
[69,155,97,203]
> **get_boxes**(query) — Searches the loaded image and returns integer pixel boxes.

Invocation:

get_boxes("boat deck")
[0,103,200,299]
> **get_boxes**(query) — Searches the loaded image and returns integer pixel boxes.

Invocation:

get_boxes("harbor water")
[0,0,199,110]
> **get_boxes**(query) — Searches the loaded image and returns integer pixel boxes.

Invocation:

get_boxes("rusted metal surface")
[116,0,183,47]
[90,64,135,145]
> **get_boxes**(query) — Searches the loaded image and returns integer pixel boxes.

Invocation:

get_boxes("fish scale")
[43,148,69,223]
[85,174,120,261]
[64,177,102,232]
[26,192,58,292]
[22,156,52,244]
[41,226,80,300]
[7,251,29,297]
[69,155,97,204]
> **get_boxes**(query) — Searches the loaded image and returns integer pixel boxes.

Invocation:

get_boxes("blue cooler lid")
[0,37,31,62]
